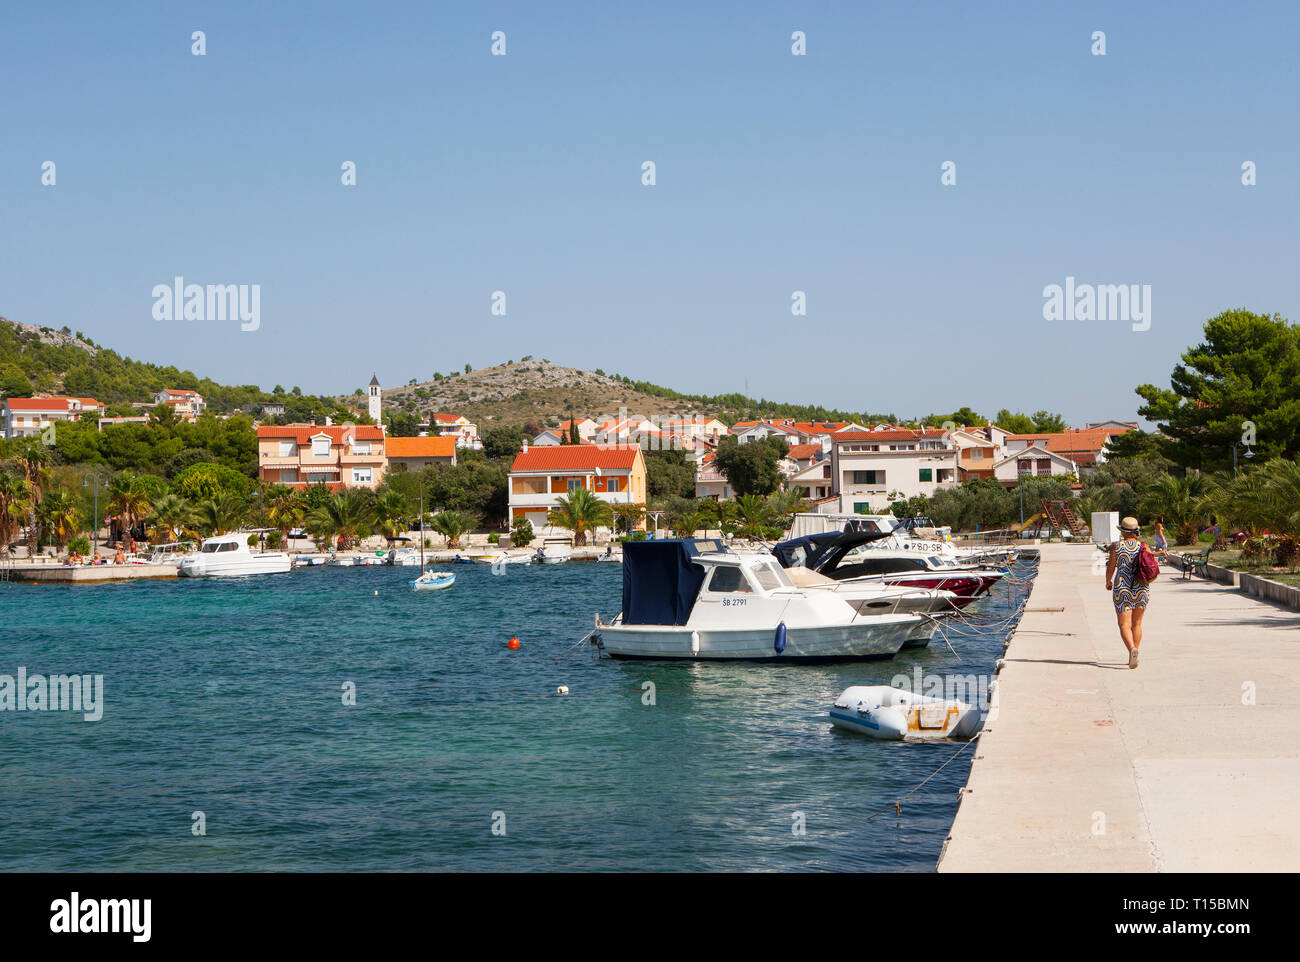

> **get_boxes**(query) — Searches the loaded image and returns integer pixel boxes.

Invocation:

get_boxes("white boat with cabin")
[178,533,292,578]
[593,540,922,661]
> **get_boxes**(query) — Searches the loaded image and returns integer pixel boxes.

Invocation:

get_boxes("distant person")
[113,547,126,565]
[1105,517,1151,668]
[1152,521,1168,559]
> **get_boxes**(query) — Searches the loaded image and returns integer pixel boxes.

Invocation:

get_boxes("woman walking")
[1152,521,1168,559]
[1106,517,1150,668]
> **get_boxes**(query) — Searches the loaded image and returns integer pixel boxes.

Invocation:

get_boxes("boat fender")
[690,630,700,655]
[774,621,787,654]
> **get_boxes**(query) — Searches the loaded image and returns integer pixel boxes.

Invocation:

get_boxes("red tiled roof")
[163,389,200,396]
[257,423,385,443]
[786,443,823,460]
[385,436,456,458]
[5,396,102,411]
[431,413,466,424]
[511,445,641,472]
[834,428,948,443]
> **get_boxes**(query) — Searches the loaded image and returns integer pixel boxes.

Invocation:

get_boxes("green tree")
[482,426,527,461]
[193,491,248,536]
[1140,473,1217,545]
[429,510,472,548]
[1137,310,1300,470]
[147,493,195,543]
[510,515,535,548]
[107,472,155,544]
[0,469,32,558]
[39,490,81,550]
[644,449,696,499]
[712,436,785,496]
[307,488,374,550]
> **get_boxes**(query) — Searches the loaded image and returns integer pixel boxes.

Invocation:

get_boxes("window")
[854,502,872,514]
[312,436,331,457]
[307,472,330,484]
[606,478,621,493]
[353,440,371,455]
[707,566,752,593]
[852,470,882,485]
[352,467,373,483]
[278,440,296,457]
[918,468,933,482]
[567,479,583,494]
[279,470,296,482]
[753,564,792,590]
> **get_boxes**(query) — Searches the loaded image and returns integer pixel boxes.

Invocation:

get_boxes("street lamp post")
[1231,442,1255,475]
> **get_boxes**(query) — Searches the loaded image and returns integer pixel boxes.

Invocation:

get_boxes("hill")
[0,316,356,423]
[343,358,897,432]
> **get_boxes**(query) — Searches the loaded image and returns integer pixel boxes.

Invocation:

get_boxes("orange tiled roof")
[512,445,640,472]
[385,436,456,458]
[4,396,102,411]
[834,428,948,443]
[786,443,823,460]
[257,423,385,443]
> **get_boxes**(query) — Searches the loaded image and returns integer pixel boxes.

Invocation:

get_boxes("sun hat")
[1120,516,1140,533]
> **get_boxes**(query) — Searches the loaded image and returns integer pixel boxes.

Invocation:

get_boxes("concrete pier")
[2,562,178,583]
[939,542,1300,873]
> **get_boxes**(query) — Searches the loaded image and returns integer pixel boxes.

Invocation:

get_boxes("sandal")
[1129,648,1139,669]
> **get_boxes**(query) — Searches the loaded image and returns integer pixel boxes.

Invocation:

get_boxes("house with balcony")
[385,435,457,471]
[992,445,1080,486]
[1005,427,1122,475]
[509,443,647,531]
[426,413,481,449]
[153,388,206,416]
[2,396,105,439]
[256,423,386,489]
[694,452,733,500]
[825,428,960,512]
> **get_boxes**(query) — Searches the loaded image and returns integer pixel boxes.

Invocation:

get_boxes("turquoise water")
[0,560,1031,871]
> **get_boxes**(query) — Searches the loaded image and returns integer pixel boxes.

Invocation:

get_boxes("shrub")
[68,535,91,555]
[1275,536,1299,568]
[487,532,500,544]
[266,531,283,549]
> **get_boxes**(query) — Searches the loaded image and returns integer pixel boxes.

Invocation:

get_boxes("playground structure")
[1014,499,1088,539]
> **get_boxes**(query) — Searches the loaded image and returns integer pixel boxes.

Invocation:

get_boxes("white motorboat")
[773,530,1004,607]
[354,553,387,566]
[532,540,572,564]
[178,533,292,578]
[781,566,953,648]
[388,547,422,566]
[593,540,922,661]
[411,569,455,591]
[830,685,981,740]
[293,554,326,567]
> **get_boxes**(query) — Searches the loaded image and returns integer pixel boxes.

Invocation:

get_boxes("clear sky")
[3,1,1297,425]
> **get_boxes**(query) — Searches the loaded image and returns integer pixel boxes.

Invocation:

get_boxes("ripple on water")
[0,559,1033,871]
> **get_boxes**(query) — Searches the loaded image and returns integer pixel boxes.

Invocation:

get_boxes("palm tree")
[108,473,155,546]
[263,485,304,549]
[733,493,773,540]
[194,491,247,536]
[372,490,412,544]
[429,510,472,548]
[1140,473,1216,545]
[765,489,808,530]
[148,493,194,544]
[671,508,707,538]
[307,488,373,550]
[547,487,613,546]
[0,470,32,560]
[39,490,82,551]
[12,438,52,555]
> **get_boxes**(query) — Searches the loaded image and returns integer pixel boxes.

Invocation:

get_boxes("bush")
[1241,537,1273,560]
[510,517,535,548]
[68,535,91,556]
[488,532,500,544]
[265,531,283,549]
[1275,536,1300,568]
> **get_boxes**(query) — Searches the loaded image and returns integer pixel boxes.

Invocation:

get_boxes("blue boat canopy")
[621,540,721,625]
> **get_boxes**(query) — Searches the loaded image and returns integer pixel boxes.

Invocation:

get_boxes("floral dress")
[1112,538,1149,612]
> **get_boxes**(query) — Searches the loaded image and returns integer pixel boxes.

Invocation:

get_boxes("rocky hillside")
[346,360,739,430]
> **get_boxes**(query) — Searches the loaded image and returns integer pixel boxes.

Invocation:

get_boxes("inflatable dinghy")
[830,685,981,741]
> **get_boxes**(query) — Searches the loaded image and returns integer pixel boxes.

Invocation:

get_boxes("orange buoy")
[507,637,521,649]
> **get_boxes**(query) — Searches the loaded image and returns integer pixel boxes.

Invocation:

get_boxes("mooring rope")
[864,737,979,821]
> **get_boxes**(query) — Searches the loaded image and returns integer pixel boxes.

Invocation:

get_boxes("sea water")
[0,560,1031,871]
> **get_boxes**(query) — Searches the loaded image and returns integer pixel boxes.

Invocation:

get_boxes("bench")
[1181,547,1212,580]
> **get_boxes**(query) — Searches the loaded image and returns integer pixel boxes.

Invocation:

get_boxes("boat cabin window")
[752,563,792,591]
[706,565,752,593]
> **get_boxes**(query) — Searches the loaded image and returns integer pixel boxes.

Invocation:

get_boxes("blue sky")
[3,1,1297,425]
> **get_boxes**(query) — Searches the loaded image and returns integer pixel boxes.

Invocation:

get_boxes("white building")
[3,396,104,439]
[825,428,959,512]
[367,374,382,423]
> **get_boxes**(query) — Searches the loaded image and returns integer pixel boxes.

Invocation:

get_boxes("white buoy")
[373,590,378,596]
[557,685,570,695]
